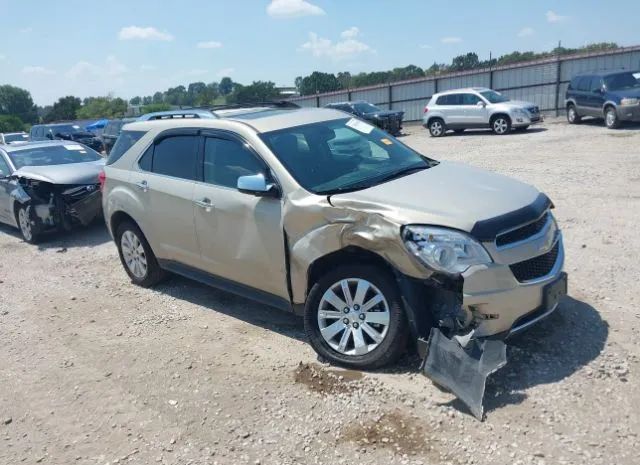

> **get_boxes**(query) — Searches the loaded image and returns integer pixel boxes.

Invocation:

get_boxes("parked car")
[565,70,640,129]
[101,118,136,154]
[137,109,217,121]
[30,123,104,153]
[102,107,566,416]
[423,87,542,137]
[0,141,105,243]
[324,101,404,135]
[0,132,29,145]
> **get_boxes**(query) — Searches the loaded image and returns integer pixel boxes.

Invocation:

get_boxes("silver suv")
[102,107,565,417]
[423,87,542,137]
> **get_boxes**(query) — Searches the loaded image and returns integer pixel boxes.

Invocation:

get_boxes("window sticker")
[346,118,375,134]
[64,144,85,151]
[380,138,393,146]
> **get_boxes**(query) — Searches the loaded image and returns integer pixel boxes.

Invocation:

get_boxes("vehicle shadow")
[442,296,608,416]
[155,275,307,343]
[577,118,640,130]
[447,127,548,137]
[35,221,112,251]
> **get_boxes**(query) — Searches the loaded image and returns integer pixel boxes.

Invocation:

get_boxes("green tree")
[77,97,128,119]
[219,77,234,96]
[390,65,424,81]
[142,96,153,105]
[228,81,280,103]
[0,115,25,132]
[165,86,187,106]
[129,96,142,105]
[336,72,352,89]
[297,72,342,96]
[450,52,481,71]
[43,96,81,122]
[152,92,164,104]
[0,85,38,123]
[140,103,172,114]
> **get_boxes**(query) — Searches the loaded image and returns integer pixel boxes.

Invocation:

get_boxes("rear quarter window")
[106,130,147,165]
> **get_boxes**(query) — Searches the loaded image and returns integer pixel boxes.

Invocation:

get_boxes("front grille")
[496,213,549,247]
[510,240,560,282]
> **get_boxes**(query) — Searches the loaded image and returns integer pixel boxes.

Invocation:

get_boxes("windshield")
[8,144,102,169]
[353,102,381,114]
[5,133,29,143]
[260,118,434,195]
[604,72,640,91]
[480,90,510,104]
[51,124,83,135]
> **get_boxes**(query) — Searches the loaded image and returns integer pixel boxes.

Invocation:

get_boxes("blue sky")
[1,0,639,105]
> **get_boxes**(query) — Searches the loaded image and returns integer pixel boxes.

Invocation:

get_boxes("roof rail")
[204,100,301,112]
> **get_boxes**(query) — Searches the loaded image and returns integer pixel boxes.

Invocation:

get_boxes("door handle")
[135,180,148,192]
[194,197,213,210]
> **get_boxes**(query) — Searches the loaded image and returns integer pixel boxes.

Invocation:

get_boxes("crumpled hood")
[329,161,540,234]
[365,110,404,119]
[13,160,105,185]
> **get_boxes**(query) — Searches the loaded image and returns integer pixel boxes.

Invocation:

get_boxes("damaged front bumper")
[418,234,567,419]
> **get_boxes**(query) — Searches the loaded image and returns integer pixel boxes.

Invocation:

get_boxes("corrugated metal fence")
[289,45,640,122]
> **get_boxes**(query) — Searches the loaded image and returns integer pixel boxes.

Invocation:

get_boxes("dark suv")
[324,101,404,136]
[565,70,640,129]
[101,118,136,154]
[30,123,104,153]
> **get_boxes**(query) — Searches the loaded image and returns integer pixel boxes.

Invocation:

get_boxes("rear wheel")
[567,104,581,124]
[491,115,511,135]
[304,265,408,370]
[428,118,446,137]
[15,204,40,244]
[115,221,165,287]
[605,106,620,129]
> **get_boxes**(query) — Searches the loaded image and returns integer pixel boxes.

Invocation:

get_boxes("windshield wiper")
[320,163,429,197]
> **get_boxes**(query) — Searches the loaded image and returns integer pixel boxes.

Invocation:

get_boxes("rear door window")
[151,135,199,180]
[577,76,591,91]
[106,130,146,165]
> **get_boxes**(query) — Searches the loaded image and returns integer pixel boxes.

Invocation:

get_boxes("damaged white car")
[0,141,104,243]
[102,107,567,418]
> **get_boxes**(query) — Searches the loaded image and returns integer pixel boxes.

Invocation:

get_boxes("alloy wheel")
[18,207,33,242]
[493,118,509,134]
[568,107,576,123]
[317,278,390,356]
[121,230,148,279]
[430,121,443,136]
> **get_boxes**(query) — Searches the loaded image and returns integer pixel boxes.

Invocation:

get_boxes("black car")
[30,123,104,153]
[325,101,404,136]
[565,70,640,129]
[101,118,136,154]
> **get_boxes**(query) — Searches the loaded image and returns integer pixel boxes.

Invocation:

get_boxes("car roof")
[125,107,348,134]
[137,109,217,121]
[436,87,490,96]
[1,140,76,153]
[1,132,27,135]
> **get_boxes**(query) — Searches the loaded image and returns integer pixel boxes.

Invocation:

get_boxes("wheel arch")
[110,210,142,238]
[490,112,511,124]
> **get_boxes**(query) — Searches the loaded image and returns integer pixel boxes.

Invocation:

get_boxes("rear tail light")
[98,170,106,192]
[423,106,429,113]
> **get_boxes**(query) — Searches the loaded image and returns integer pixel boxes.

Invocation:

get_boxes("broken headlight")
[403,226,492,274]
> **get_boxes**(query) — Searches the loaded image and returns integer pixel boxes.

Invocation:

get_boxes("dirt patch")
[340,411,438,457]
[293,362,362,394]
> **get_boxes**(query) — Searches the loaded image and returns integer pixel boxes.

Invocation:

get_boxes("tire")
[115,220,165,287]
[428,118,446,137]
[604,106,620,129]
[15,204,41,244]
[304,264,408,370]
[491,115,511,135]
[567,104,581,124]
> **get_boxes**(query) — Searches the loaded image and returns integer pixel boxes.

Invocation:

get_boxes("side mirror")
[237,173,280,198]
[46,133,54,140]
[476,101,486,108]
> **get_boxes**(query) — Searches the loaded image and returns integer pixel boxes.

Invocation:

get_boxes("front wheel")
[567,105,581,124]
[605,107,620,129]
[304,265,408,370]
[491,115,511,135]
[16,204,40,244]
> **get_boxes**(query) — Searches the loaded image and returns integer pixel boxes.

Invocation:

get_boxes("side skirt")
[158,259,293,313]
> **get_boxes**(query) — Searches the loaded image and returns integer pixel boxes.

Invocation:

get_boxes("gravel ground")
[1,118,639,465]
